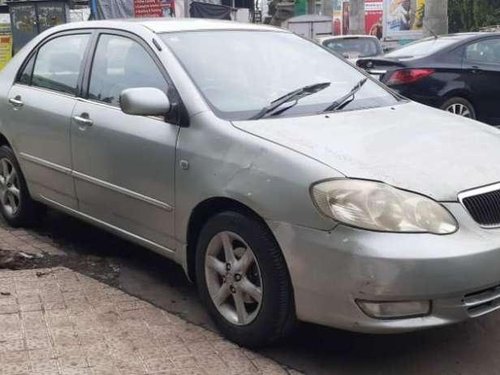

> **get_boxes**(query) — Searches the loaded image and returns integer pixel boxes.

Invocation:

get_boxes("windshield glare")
[323,38,381,57]
[161,31,398,120]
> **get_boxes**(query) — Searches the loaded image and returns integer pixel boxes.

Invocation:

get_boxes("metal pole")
[424,0,448,36]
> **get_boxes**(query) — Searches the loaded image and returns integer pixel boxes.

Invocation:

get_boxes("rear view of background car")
[357,33,500,126]
[319,35,384,63]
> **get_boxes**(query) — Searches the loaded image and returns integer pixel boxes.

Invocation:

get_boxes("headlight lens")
[311,179,458,234]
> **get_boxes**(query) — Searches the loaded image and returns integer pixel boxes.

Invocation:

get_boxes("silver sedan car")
[1,19,500,347]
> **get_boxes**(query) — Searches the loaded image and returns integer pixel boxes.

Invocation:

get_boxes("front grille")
[464,284,500,318]
[461,188,500,227]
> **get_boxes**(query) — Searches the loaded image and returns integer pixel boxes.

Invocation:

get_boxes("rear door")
[6,32,91,209]
[462,37,500,125]
[70,32,179,251]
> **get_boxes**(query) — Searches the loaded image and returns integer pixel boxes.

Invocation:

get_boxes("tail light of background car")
[386,68,435,85]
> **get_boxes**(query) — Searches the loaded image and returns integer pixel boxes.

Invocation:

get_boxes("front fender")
[174,111,341,246]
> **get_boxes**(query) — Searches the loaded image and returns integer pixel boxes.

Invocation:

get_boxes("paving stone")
[0,268,299,375]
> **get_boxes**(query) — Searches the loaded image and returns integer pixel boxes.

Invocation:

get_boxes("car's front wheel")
[195,211,295,347]
[0,146,44,227]
[441,97,476,120]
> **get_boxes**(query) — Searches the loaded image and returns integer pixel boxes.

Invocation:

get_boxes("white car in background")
[318,35,384,62]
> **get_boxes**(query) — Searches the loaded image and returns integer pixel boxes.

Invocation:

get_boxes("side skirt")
[38,195,177,261]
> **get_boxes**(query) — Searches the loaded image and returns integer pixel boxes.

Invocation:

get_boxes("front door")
[71,33,179,250]
[6,32,91,209]
[463,37,500,125]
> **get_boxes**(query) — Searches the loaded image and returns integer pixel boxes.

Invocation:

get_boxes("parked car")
[3,20,500,348]
[357,33,500,125]
[317,35,384,62]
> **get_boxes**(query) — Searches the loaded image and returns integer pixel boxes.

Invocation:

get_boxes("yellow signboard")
[0,34,12,71]
[413,0,426,30]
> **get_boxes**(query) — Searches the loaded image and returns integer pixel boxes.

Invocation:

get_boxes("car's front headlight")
[311,179,458,234]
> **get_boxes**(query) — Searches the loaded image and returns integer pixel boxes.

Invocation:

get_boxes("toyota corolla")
[1,19,500,347]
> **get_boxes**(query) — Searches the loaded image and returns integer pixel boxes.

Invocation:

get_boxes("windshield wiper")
[251,82,330,120]
[322,77,368,113]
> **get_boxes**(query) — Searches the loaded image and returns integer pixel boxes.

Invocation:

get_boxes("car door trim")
[75,98,167,123]
[19,152,173,212]
[14,84,77,100]
[19,152,72,175]
[39,194,175,256]
[73,171,173,212]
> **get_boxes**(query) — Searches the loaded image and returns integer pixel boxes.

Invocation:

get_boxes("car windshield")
[161,30,399,120]
[323,38,381,58]
[386,37,460,58]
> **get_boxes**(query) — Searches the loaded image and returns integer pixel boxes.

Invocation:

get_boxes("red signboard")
[365,0,383,38]
[134,0,163,17]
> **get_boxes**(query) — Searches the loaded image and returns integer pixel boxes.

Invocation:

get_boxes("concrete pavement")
[0,267,297,375]
[2,210,500,374]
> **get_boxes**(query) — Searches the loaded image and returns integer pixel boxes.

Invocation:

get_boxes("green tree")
[449,0,500,32]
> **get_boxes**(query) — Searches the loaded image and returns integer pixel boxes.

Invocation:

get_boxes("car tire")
[441,97,476,120]
[0,146,44,227]
[195,211,295,348]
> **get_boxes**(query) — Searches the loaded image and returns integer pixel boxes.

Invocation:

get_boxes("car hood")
[232,102,500,201]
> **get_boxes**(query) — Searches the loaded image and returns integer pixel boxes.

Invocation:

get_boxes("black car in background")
[357,33,500,125]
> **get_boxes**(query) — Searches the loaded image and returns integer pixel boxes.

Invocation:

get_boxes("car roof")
[449,31,500,36]
[57,18,284,34]
[434,32,500,41]
[389,32,500,53]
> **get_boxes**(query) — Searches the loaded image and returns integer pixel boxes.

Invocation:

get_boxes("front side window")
[162,30,399,120]
[32,34,90,95]
[88,34,167,107]
[465,38,500,65]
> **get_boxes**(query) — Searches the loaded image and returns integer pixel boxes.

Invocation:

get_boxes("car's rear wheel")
[0,146,44,227]
[195,211,295,347]
[441,97,476,119]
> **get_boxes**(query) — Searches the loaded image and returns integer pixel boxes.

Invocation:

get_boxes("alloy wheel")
[204,231,263,326]
[0,158,20,217]
[446,103,472,118]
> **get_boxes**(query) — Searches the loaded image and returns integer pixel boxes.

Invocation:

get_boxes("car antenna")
[423,22,439,39]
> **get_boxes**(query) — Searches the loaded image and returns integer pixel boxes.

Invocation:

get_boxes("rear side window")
[88,34,166,107]
[465,38,500,65]
[31,34,90,95]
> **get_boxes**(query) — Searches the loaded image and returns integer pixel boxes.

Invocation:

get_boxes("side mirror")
[120,87,171,116]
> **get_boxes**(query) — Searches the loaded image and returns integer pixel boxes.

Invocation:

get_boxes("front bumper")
[269,203,500,333]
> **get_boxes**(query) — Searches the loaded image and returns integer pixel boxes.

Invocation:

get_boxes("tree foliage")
[449,0,500,32]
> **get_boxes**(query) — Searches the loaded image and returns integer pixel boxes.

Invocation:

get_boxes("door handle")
[8,96,23,108]
[73,114,93,127]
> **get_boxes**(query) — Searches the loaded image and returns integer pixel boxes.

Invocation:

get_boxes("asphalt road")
[6,209,500,375]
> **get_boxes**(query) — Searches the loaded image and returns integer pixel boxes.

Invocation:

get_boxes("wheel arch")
[0,133,12,149]
[185,197,277,283]
[440,88,476,109]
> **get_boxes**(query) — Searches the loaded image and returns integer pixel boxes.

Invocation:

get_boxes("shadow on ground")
[3,209,500,375]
